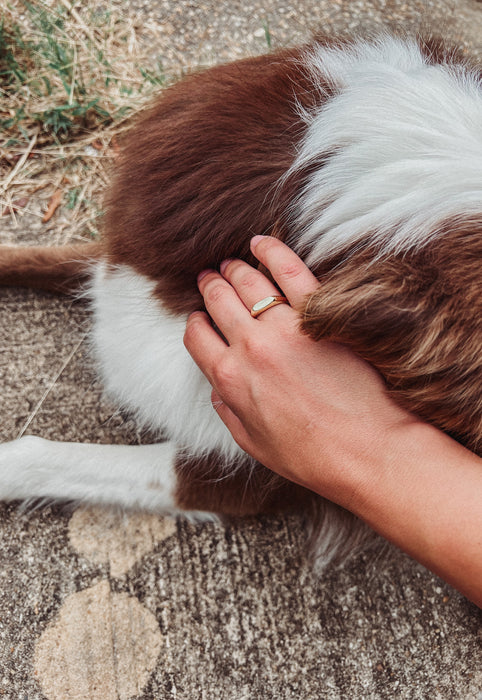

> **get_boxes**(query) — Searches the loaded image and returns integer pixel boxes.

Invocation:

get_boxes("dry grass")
[0,0,167,242]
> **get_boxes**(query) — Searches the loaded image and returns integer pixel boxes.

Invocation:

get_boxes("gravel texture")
[1,1,482,698]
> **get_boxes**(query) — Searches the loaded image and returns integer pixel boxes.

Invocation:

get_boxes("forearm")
[338,421,482,607]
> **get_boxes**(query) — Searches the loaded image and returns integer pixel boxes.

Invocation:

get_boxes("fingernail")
[251,235,267,250]
[197,269,215,284]
[220,259,234,276]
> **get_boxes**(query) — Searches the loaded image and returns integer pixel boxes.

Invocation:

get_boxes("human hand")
[184,235,417,510]
[184,237,482,605]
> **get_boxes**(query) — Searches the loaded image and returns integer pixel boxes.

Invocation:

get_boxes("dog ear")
[299,246,482,454]
[299,252,406,349]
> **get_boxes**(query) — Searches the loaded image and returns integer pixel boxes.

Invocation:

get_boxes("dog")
[1,34,481,568]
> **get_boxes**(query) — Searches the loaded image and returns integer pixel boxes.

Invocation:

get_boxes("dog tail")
[0,241,103,295]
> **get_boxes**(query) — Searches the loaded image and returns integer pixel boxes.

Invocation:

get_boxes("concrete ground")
[1,1,482,698]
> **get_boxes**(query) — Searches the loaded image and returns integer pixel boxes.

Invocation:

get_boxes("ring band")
[251,295,289,318]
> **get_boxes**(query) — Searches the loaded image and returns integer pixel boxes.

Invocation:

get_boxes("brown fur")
[302,218,482,455]
[175,216,482,514]
[174,451,317,517]
[103,47,334,315]
[1,37,480,540]
[0,242,103,294]
[174,450,371,564]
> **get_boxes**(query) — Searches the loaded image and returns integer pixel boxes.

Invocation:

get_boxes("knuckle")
[203,280,226,307]
[238,269,260,292]
[243,333,269,361]
[224,260,260,290]
[255,237,305,281]
[183,313,203,344]
[278,261,302,281]
[213,356,237,388]
[183,324,196,349]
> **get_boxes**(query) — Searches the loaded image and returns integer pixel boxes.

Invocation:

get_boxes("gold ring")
[251,295,289,318]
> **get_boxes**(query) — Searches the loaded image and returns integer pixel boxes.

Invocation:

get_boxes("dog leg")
[0,242,103,294]
[0,436,185,512]
[0,437,380,567]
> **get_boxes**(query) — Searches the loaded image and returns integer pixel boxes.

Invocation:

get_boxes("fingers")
[186,236,319,379]
[183,311,228,385]
[197,265,291,343]
[184,313,255,454]
[211,388,252,451]
[249,236,319,308]
[218,257,291,315]
[196,270,256,340]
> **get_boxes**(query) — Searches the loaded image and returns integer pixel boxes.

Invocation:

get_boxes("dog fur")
[1,34,481,568]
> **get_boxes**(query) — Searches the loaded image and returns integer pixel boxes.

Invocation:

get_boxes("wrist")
[338,417,482,605]
[348,417,433,521]
[308,407,423,515]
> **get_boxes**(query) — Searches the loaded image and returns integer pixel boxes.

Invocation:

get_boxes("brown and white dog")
[1,34,481,568]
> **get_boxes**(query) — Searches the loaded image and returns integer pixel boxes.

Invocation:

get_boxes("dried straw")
[1,0,166,243]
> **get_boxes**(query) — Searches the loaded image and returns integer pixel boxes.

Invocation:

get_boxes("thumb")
[211,389,253,456]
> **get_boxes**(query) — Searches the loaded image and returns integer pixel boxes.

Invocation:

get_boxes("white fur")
[90,262,244,464]
[289,37,482,264]
[0,436,178,510]
[2,35,480,564]
[0,265,244,511]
